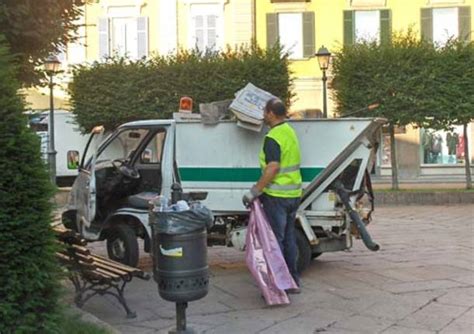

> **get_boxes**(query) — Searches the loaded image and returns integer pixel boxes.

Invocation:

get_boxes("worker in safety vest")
[242,98,302,294]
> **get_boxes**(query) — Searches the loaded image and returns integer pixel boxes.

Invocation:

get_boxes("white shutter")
[137,16,148,59]
[207,15,217,50]
[195,15,204,50]
[98,17,109,59]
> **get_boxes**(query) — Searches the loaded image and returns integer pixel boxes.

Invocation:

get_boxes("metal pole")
[170,302,194,334]
[48,74,57,185]
[322,69,328,118]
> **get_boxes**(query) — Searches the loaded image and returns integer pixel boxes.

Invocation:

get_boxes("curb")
[69,306,121,334]
[374,191,474,206]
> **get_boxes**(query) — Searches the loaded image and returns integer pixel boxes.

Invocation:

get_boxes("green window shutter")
[266,13,279,48]
[343,10,355,46]
[380,9,391,44]
[420,8,433,42]
[302,12,315,58]
[458,6,471,42]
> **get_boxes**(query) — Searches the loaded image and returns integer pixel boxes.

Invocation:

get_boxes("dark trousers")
[260,194,300,286]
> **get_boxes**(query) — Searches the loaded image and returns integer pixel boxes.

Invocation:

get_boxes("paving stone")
[436,288,474,307]
[439,319,474,334]
[381,279,468,294]
[380,325,435,334]
[397,302,468,331]
[330,314,395,333]
[456,307,474,324]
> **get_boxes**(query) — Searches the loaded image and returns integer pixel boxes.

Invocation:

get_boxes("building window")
[266,12,315,59]
[421,126,471,165]
[344,9,391,46]
[111,17,138,58]
[421,6,471,44]
[189,4,222,52]
[98,6,148,60]
[279,13,304,59]
[433,7,458,45]
[355,10,380,43]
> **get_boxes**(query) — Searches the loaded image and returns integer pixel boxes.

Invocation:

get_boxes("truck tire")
[106,224,139,267]
[296,228,312,273]
[312,252,322,259]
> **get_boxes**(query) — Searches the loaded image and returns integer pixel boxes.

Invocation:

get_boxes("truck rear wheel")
[106,224,139,267]
[296,228,311,273]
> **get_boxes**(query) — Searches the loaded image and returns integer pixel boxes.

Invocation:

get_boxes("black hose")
[334,181,380,251]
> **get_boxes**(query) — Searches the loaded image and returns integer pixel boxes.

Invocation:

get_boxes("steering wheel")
[112,159,140,180]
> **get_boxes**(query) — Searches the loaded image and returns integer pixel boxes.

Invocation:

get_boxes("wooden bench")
[53,226,150,318]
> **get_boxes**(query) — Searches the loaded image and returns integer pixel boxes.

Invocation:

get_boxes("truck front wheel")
[106,224,139,267]
[296,228,312,273]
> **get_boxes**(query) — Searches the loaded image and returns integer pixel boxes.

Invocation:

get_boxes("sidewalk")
[70,205,474,334]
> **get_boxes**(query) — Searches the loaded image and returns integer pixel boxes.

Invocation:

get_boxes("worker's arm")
[255,161,280,193]
[242,138,281,207]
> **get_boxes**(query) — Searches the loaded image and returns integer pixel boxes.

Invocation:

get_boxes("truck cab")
[63,121,175,266]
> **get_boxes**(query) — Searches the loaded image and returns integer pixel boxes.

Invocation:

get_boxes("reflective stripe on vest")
[259,123,302,198]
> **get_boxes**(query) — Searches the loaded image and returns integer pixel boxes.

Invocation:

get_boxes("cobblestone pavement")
[78,205,474,334]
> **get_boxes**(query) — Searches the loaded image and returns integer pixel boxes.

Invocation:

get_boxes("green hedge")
[0,39,61,333]
[69,44,293,132]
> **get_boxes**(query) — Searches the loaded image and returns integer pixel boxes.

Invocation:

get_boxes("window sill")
[288,58,312,61]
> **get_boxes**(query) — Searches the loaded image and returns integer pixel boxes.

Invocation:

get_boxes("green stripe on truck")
[178,167,323,182]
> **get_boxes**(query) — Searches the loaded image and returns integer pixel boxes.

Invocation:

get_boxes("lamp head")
[45,55,61,74]
[315,46,331,71]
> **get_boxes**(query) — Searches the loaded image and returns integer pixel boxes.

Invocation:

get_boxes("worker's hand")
[242,185,262,208]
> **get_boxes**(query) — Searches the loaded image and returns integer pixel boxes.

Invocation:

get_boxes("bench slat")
[58,250,94,264]
[91,255,140,274]
[92,260,131,277]
[93,267,121,280]
[55,240,92,257]
[55,226,148,281]
[56,252,96,270]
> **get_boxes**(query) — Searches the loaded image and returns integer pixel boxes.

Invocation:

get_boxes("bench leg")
[69,272,86,307]
[68,275,137,318]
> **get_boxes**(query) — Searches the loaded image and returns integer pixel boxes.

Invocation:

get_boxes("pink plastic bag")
[245,199,298,305]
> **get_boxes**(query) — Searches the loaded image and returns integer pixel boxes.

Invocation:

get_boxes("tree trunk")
[463,123,472,190]
[389,124,399,190]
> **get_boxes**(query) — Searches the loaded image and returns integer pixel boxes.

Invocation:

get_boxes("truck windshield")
[96,128,149,164]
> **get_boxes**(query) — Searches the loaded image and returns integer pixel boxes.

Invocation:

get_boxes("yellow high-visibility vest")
[259,123,302,198]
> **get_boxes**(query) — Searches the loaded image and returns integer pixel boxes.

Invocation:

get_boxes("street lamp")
[44,55,61,184]
[315,45,331,118]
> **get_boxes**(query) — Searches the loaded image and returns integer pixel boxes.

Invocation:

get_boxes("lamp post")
[44,55,61,185]
[315,45,331,118]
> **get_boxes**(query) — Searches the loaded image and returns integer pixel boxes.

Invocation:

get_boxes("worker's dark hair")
[265,98,286,117]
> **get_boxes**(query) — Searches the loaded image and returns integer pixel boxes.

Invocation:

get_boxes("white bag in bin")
[229,83,277,121]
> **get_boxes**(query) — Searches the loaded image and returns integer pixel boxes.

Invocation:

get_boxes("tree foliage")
[69,44,294,132]
[0,39,61,333]
[332,30,474,189]
[0,0,83,85]
[332,29,440,126]
[332,29,474,128]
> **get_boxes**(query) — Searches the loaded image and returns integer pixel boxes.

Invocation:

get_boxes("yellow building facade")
[28,0,473,180]
[256,0,473,179]
[26,0,255,111]
[256,0,473,115]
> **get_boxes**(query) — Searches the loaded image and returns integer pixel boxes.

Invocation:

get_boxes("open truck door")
[75,126,104,238]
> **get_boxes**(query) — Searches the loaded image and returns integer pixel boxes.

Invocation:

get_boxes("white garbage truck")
[62,116,384,272]
[29,110,89,186]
